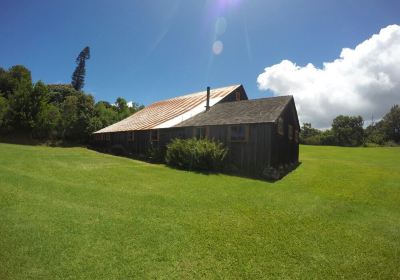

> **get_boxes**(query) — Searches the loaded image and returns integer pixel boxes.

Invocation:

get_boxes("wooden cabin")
[92,84,300,178]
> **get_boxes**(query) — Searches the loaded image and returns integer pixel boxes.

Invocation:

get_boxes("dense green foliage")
[0,143,399,279]
[381,105,400,143]
[0,65,143,143]
[301,108,400,146]
[165,138,228,171]
[71,46,90,91]
[332,115,364,146]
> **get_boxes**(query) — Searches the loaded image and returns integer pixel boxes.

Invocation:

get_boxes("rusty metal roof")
[94,84,241,133]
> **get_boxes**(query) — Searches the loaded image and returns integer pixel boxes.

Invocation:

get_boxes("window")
[288,125,293,140]
[277,117,284,136]
[294,129,299,143]
[150,130,159,141]
[193,127,207,139]
[127,131,134,142]
[105,133,111,141]
[230,125,248,142]
[235,91,241,101]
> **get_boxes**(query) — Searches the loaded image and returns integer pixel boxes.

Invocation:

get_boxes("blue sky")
[1,0,399,109]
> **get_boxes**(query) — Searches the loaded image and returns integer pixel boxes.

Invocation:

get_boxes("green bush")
[363,142,381,147]
[384,140,399,147]
[165,138,228,171]
[146,146,165,163]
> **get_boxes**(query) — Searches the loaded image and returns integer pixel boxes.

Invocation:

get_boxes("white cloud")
[127,101,133,108]
[257,24,400,128]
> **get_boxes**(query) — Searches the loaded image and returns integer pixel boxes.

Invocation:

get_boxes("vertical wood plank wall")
[91,101,300,178]
[93,123,279,177]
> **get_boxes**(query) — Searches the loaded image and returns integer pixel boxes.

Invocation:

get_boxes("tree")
[47,84,80,105]
[30,81,48,121]
[35,103,61,139]
[128,101,144,114]
[331,115,364,146]
[299,123,321,144]
[61,92,96,141]
[0,96,9,129]
[75,92,96,138]
[71,46,90,91]
[115,97,131,119]
[7,67,34,130]
[365,121,385,145]
[95,101,118,128]
[382,105,400,143]
[0,67,12,97]
[319,129,336,146]
[61,95,79,139]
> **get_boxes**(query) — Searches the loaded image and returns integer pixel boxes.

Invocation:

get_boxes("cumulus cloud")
[257,24,400,128]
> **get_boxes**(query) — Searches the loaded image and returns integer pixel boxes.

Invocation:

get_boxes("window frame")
[235,91,241,101]
[193,126,207,139]
[277,117,284,136]
[288,124,294,140]
[150,130,159,142]
[105,133,111,141]
[127,131,135,142]
[294,129,299,143]
[229,125,249,143]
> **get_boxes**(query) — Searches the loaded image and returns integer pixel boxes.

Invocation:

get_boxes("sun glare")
[208,0,242,56]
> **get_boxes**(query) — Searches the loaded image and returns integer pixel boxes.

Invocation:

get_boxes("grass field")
[0,143,399,279]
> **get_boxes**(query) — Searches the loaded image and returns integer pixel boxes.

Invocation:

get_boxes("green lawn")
[0,143,399,279]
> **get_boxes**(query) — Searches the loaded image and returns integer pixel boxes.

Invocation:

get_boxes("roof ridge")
[161,84,241,101]
[210,95,292,106]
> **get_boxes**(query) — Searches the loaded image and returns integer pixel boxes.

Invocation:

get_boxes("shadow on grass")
[88,145,301,182]
[0,133,86,148]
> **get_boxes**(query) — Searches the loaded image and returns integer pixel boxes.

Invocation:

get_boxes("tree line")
[300,108,400,147]
[0,65,143,143]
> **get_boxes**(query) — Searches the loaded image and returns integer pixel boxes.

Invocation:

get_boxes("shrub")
[384,140,399,147]
[165,138,228,171]
[146,146,165,163]
[363,142,381,147]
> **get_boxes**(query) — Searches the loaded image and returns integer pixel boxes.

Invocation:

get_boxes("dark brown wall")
[92,123,274,178]
[219,85,248,103]
[270,99,300,166]
[204,124,272,177]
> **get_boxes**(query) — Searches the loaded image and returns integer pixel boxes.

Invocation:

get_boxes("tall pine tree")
[71,46,90,91]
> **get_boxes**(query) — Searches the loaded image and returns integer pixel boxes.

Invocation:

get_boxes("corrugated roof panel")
[94,84,241,133]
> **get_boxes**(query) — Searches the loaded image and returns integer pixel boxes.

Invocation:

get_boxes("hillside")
[0,143,399,279]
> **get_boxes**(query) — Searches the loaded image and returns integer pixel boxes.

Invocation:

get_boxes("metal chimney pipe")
[206,86,210,111]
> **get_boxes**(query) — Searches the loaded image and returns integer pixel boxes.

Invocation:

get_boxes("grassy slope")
[0,144,399,279]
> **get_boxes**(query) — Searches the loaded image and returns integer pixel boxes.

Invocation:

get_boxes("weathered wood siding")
[92,123,273,178]
[270,99,300,166]
[92,100,300,178]
[203,124,272,177]
[219,85,248,103]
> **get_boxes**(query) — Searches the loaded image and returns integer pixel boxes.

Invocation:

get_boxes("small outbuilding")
[92,84,300,178]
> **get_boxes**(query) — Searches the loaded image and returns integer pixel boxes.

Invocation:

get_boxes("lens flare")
[216,0,242,10]
[215,17,227,35]
[212,40,224,55]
